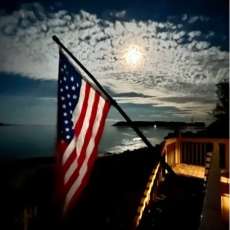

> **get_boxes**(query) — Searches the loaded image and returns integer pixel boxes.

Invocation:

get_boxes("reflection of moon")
[125,46,142,66]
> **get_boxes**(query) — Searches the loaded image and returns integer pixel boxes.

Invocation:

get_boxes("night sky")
[0,0,228,125]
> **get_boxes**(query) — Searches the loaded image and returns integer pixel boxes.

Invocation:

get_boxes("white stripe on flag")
[64,160,78,184]
[64,88,96,184]
[62,136,76,165]
[72,81,86,126]
[62,81,87,165]
[76,88,95,155]
[64,97,106,211]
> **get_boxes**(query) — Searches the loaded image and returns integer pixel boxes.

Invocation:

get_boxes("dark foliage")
[213,80,229,123]
[206,80,229,137]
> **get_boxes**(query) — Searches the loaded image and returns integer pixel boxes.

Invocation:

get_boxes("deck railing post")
[199,150,222,230]
[175,137,181,164]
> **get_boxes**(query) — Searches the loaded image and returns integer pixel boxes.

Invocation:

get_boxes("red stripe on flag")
[74,82,91,135]
[55,142,68,205]
[64,93,100,192]
[57,49,111,214]
[63,150,76,174]
[62,83,91,186]
[64,101,110,212]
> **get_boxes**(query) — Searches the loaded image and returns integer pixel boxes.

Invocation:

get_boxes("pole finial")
[52,35,60,43]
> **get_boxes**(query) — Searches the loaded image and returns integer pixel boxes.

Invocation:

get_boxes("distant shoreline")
[0,122,12,127]
[113,121,205,129]
[0,123,54,127]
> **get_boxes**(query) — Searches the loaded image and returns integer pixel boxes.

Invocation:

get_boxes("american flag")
[57,49,110,213]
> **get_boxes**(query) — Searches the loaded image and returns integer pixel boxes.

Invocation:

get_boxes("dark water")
[0,120,172,159]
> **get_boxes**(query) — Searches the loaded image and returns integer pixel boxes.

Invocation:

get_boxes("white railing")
[162,137,229,172]
[134,162,162,228]
[199,151,222,230]
[162,137,229,227]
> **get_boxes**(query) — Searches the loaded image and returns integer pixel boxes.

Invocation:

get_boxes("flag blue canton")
[58,52,82,143]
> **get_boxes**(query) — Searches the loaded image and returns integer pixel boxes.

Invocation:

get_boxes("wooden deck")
[173,163,205,179]
[171,162,229,227]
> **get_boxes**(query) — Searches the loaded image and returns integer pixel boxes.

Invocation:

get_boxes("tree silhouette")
[213,80,229,123]
[207,79,229,137]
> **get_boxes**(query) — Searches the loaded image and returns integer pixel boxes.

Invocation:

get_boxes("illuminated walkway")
[162,136,230,227]
[172,163,205,179]
[172,163,230,186]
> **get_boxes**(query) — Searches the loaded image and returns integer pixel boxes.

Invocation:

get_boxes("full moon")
[125,46,143,66]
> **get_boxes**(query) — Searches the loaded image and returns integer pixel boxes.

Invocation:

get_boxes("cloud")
[0,3,228,121]
[158,96,215,104]
[188,31,202,40]
[182,14,188,21]
[109,10,126,19]
[0,73,57,97]
[182,15,209,24]
[188,16,200,24]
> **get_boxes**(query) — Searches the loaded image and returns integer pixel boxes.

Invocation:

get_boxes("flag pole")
[52,35,175,175]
